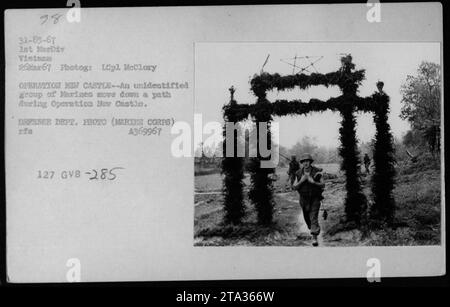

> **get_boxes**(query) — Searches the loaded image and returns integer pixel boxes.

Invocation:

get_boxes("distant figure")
[363,153,371,174]
[292,153,325,247]
[287,155,300,186]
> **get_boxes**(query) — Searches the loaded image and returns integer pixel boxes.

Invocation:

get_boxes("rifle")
[279,153,292,162]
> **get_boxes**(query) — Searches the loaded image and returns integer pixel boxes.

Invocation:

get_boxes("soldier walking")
[287,155,300,186]
[292,153,325,246]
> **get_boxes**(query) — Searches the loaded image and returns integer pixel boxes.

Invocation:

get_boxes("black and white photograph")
[194,42,443,247]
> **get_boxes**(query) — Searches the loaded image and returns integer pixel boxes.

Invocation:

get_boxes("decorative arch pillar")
[248,96,275,225]
[221,86,245,224]
[370,89,396,223]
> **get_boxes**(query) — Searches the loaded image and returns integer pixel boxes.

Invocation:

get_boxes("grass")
[369,162,441,245]
[194,162,442,246]
[195,193,311,246]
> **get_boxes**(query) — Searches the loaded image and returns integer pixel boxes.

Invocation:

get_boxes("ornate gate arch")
[222,55,396,227]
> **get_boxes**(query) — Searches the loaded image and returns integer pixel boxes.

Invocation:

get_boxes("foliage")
[285,137,339,164]
[399,151,440,176]
[402,129,426,149]
[247,98,276,225]
[400,62,441,154]
[222,55,396,226]
[247,158,276,225]
[392,136,410,163]
[290,136,317,158]
[195,163,440,246]
[339,105,367,224]
[223,95,386,121]
[370,93,396,224]
[250,55,365,97]
[221,99,246,224]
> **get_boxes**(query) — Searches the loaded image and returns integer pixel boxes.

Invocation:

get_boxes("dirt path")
[275,191,322,245]
[274,179,347,246]
[195,165,441,246]
[194,175,368,247]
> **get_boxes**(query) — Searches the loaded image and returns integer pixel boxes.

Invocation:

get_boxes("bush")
[399,151,440,175]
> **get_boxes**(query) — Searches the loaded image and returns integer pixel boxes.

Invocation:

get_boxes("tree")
[402,129,424,150]
[288,138,339,164]
[400,62,441,155]
[290,136,318,158]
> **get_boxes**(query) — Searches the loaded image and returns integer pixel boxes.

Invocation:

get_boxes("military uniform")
[294,165,323,236]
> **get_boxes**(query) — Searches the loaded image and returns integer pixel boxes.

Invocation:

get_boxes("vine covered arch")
[222,55,396,226]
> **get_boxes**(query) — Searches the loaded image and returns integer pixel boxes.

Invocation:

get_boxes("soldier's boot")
[312,234,318,247]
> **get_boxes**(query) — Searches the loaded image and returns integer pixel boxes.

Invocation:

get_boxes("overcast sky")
[195,42,441,149]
